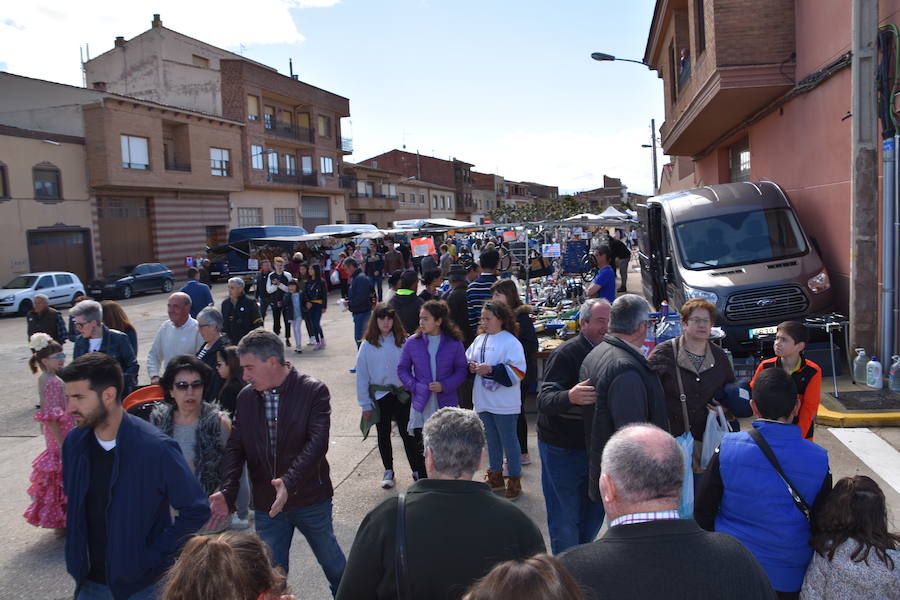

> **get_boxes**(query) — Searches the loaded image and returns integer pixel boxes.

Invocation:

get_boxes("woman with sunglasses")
[24,333,75,532]
[355,303,424,489]
[152,355,232,532]
[466,301,527,500]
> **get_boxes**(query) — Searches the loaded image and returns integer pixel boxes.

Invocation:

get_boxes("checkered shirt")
[263,388,280,458]
[609,510,681,528]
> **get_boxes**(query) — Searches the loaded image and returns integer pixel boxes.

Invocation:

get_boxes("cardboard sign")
[542,243,561,257]
[248,258,259,271]
[411,237,436,257]
[502,231,517,242]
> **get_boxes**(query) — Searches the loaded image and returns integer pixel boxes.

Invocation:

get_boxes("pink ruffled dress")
[24,376,75,529]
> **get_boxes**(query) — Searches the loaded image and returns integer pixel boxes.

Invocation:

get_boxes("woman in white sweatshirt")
[355,303,423,488]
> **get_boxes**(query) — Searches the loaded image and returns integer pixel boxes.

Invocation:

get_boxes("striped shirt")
[609,510,680,528]
[466,273,498,331]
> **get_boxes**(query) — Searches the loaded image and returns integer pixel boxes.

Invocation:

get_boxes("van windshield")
[673,208,807,270]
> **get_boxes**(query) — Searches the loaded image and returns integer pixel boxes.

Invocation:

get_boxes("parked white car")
[0,272,85,316]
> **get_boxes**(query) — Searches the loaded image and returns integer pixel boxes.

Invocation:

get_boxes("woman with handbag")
[397,300,469,479]
[648,298,735,492]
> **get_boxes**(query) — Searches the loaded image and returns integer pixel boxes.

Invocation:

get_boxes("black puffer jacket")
[389,291,424,334]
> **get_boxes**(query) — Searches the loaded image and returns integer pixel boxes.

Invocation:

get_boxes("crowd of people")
[19,230,900,599]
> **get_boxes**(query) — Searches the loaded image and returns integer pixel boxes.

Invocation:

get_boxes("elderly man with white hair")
[147,292,203,385]
[26,293,67,344]
[559,424,775,599]
[220,276,262,345]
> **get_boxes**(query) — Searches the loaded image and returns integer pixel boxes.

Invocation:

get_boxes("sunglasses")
[173,380,204,390]
[50,353,66,360]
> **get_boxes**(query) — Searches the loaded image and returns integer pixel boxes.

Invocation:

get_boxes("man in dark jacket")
[444,264,475,409]
[580,294,668,504]
[559,424,775,600]
[388,269,424,334]
[344,258,373,353]
[383,242,404,274]
[254,259,272,322]
[537,298,611,554]
[605,232,632,292]
[221,277,263,345]
[181,266,213,318]
[208,330,346,595]
[337,407,545,600]
[71,300,139,396]
[60,353,209,600]
[27,293,68,344]
[364,246,385,301]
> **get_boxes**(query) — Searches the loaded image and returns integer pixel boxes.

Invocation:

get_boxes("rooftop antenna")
[239,43,245,56]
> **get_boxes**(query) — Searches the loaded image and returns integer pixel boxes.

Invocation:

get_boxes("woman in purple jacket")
[398,300,469,479]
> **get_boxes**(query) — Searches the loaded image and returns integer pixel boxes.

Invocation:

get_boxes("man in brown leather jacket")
[207,329,346,595]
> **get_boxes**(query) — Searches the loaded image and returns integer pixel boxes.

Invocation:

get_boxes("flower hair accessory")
[29,332,53,353]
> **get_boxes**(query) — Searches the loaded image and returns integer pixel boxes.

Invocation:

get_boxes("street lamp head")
[591,52,616,62]
[641,144,652,148]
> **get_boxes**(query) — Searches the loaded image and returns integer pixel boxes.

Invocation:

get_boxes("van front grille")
[724,285,809,323]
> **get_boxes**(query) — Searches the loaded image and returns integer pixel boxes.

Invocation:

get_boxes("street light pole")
[641,119,659,195]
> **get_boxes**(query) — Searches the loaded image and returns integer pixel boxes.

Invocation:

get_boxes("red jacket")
[750,356,822,440]
[220,367,333,512]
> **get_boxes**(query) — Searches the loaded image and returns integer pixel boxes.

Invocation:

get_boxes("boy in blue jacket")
[60,353,209,600]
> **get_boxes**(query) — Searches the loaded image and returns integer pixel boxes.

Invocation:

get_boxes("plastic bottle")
[853,348,869,383]
[866,356,883,389]
[889,355,900,392]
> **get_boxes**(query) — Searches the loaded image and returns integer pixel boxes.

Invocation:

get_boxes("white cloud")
[0,0,335,86]
[464,128,661,197]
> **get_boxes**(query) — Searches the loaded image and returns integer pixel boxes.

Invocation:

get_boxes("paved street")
[0,279,898,599]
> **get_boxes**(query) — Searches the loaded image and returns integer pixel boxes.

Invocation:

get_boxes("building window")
[278,109,292,126]
[264,106,275,130]
[420,193,425,204]
[238,207,263,226]
[433,195,438,209]
[320,156,334,174]
[192,54,209,68]
[668,42,677,104]
[247,95,259,121]
[695,0,706,55]
[729,138,751,182]
[251,145,265,170]
[120,135,149,170]
[274,208,296,226]
[301,155,314,175]
[317,115,332,137]
[33,163,62,201]
[267,151,279,174]
[400,192,406,204]
[447,195,452,209]
[210,148,230,177]
[285,154,297,176]
[0,163,9,199]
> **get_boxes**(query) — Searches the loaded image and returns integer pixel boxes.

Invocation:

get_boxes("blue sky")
[1,0,665,195]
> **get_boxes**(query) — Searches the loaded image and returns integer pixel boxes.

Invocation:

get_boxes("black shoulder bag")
[748,428,811,521]
[395,493,412,600]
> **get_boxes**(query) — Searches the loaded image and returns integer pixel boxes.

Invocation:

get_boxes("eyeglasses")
[73,321,91,329]
[173,380,204,390]
[686,318,712,325]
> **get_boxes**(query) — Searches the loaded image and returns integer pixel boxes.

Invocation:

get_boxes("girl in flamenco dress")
[23,333,75,533]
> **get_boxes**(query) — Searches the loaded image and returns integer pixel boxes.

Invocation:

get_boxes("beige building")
[0,125,97,285]
[396,179,457,224]
[340,163,400,228]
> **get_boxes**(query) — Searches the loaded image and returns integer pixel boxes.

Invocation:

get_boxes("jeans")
[306,303,324,342]
[270,302,290,337]
[290,319,304,348]
[254,499,346,596]
[368,276,383,301]
[76,580,156,600]
[479,411,521,477]
[375,393,425,474]
[352,310,371,348]
[539,440,605,554]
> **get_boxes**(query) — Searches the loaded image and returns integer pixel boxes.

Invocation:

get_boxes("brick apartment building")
[0,72,241,280]
[85,14,351,231]
[396,179,456,223]
[573,175,627,209]
[340,162,401,228]
[644,0,898,318]
[523,181,559,201]
[360,150,475,221]
[472,172,505,224]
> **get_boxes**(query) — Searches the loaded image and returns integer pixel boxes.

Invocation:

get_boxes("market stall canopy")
[598,206,630,219]
[392,218,477,230]
[563,213,603,221]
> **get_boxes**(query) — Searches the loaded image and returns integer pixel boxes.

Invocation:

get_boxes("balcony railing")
[165,161,191,172]
[269,171,319,186]
[265,120,314,143]
[339,137,353,153]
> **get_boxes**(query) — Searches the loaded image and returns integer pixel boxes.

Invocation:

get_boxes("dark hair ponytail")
[29,339,63,374]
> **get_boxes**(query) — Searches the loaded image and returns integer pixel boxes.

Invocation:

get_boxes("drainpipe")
[880,135,896,363]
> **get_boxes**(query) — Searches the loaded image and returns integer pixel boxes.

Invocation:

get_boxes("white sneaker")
[381,469,395,489]
[306,339,317,346]
[231,515,250,530]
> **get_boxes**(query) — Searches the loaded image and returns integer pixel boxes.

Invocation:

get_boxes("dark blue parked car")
[88,263,174,300]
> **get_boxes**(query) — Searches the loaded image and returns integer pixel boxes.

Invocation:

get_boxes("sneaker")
[231,515,250,530]
[520,453,531,466]
[319,339,327,349]
[285,339,291,347]
[307,339,317,346]
[294,348,303,353]
[314,341,324,350]
[349,368,356,373]
[381,470,395,489]
[412,471,420,481]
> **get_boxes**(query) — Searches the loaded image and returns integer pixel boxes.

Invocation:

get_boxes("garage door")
[301,196,330,231]
[97,198,153,275]
[28,229,92,283]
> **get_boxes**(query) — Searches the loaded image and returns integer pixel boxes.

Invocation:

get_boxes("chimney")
[92,81,107,91]
[152,14,162,28]
[291,74,299,80]
[114,36,125,48]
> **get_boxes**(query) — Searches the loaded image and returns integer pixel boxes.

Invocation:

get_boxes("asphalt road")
[0,276,898,599]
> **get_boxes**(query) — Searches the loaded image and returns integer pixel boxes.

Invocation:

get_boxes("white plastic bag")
[676,432,694,518]
[700,406,730,469]
[330,269,341,286]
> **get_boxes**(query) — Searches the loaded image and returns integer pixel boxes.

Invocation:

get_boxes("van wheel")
[18,299,32,317]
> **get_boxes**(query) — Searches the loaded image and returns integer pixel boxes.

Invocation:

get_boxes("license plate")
[749,326,777,337]
[90,288,103,295]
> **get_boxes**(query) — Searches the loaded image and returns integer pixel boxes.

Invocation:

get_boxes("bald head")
[167,292,191,326]
[601,424,683,505]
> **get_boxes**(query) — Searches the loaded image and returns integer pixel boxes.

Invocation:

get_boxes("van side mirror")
[664,255,675,279]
